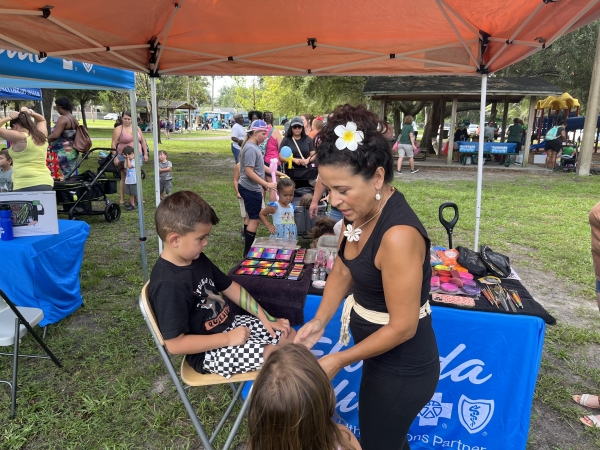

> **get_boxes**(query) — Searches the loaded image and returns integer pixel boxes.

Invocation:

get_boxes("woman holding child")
[295,104,439,450]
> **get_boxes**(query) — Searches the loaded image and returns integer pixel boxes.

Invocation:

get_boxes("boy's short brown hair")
[0,148,12,166]
[155,190,219,240]
[121,146,134,156]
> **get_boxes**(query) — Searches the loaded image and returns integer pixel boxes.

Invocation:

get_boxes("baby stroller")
[54,148,121,222]
[557,141,578,172]
[292,187,328,239]
[97,150,146,180]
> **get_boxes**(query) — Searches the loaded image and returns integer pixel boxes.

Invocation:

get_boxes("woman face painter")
[295,104,440,450]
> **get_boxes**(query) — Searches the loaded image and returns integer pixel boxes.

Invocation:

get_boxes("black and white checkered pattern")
[203,315,281,379]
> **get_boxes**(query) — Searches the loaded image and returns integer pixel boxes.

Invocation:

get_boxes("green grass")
[85,123,230,141]
[1,139,600,448]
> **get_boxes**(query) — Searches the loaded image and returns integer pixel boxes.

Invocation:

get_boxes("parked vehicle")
[103,113,119,120]
[468,124,479,135]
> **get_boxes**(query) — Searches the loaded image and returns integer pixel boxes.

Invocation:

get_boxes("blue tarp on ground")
[0,49,134,90]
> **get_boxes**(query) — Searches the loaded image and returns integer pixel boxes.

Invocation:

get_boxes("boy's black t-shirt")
[149,254,234,371]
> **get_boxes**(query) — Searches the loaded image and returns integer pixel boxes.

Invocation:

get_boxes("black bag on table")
[479,245,511,278]
[456,246,487,277]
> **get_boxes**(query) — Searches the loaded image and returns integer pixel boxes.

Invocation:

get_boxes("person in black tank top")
[295,105,439,450]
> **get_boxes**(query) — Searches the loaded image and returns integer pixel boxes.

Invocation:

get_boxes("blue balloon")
[279,146,292,159]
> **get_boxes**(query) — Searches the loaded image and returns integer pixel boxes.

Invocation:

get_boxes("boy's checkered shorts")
[203,315,281,379]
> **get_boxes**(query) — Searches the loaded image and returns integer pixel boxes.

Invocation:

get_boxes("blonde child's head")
[247,344,355,450]
[277,177,295,207]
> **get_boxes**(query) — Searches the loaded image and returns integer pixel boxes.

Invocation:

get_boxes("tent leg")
[150,78,163,254]
[474,74,487,250]
[129,89,149,282]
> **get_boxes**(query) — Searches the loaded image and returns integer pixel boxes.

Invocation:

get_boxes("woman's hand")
[20,107,32,115]
[318,353,344,379]
[143,153,149,162]
[8,111,19,120]
[294,318,325,349]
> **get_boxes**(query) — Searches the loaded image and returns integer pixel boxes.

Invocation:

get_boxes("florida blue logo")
[418,392,452,426]
[458,395,495,434]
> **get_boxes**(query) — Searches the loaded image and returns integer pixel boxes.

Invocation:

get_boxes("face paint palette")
[286,263,304,280]
[252,268,270,276]
[267,270,287,278]
[236,267,255,275]
[294,249,306,263]
[241,259,260,267]
[257,261,273,268]
[262,252,277,260]
[271,262,290,269]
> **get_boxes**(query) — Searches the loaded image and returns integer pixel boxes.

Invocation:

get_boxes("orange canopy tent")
[1,0,599,273]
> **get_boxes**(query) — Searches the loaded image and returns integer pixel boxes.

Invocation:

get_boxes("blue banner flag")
[0,49,134,90]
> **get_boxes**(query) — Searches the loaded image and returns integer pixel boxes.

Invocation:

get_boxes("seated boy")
[149,191,295,379]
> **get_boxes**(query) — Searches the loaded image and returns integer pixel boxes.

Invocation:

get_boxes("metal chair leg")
[222,385,253,450]
[10,317,19,419]
[42,326,48,340]
[210,381,246,444]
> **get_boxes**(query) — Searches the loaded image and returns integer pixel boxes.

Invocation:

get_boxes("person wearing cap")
[279,116,316,188]
[239,120,278,255]
[230,114,246,164]
[454,122,469,144]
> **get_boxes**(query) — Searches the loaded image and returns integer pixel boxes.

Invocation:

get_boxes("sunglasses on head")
[292,125,303,129]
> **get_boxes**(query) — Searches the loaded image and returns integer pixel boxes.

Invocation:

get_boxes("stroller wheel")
[141,169,146,180]
[104,203,121,223]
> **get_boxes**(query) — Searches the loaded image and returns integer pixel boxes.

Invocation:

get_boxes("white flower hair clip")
[334,121,364,151]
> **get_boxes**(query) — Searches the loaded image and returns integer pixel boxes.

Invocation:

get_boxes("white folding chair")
[0,289,62,419]
[139,282,257,450]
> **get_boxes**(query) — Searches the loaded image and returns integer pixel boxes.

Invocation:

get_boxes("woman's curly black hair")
[314,104,393,183]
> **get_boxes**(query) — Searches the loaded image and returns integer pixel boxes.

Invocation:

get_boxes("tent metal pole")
[474,74,487,250]
[129,89,149,281]
[151,77,163,254]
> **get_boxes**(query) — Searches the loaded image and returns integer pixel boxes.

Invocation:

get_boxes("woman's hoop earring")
[375,190,381,201]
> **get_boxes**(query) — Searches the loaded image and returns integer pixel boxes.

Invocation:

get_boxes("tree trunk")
[392,107,401,137]
[423,100,441,153]
[41,89,54,134]
[79,95,88,128]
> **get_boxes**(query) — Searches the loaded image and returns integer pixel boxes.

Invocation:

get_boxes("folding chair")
[139,282,257,450]
[0,289,62,419]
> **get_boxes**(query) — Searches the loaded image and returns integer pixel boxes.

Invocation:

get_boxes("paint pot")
[440,282,459,294]
[459,272,474,280]
[312,280,326,289]
[440,276,452,283]
[431,276,440,289]
[437,270,452,278]
[462,279,476,287]
[434,265,450,271]
[461,285,481,296]
[449,278,464,288]
[444,250,458,259]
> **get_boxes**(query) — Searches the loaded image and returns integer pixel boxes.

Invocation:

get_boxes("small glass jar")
[319,267,327,281]
[311,268,320,281]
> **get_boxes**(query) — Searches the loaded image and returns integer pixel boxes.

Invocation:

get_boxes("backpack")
[545,126,560,141]
[69,116,93,153]
[258,126,274,156]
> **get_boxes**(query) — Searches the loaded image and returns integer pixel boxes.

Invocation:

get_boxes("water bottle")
[315,250,324,269]
[0,204,14,241]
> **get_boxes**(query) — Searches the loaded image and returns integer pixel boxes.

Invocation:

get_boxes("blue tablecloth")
[244,295,545,450]
[0,219,89,326]
[458,142,517,154]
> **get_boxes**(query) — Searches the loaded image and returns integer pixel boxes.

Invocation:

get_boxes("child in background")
[158,150,172,200]
[308,217,337,248]
[233,162,248,241]
[247,344,361,450]
[0,148,13,192]
[259,177,297,240]
[148,191,295,379]
[122,146,137,211]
